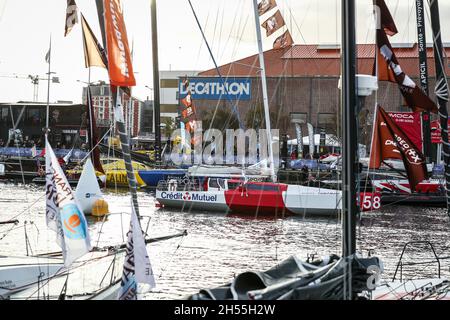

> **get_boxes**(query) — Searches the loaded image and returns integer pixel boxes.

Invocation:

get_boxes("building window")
[318,113,336,131]
[290,112,307,124]
[1,107,9,124]
[100,86,105,96]
[160,79,179,88]
[97,98,105,119]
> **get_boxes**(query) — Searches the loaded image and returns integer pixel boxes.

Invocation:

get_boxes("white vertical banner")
[45,137,91,267]
[118,202,155,300]
[307,123,315,156]
[294,123,303,158]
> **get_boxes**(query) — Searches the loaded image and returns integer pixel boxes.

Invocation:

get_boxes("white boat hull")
[283,185,342,215]
[373,278,450,300]
[156,190,229,213]
[156,183,342,216]
[0,257,66,298]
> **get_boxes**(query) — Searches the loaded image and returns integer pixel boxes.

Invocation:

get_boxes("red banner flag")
[369,106,427,191]
[103,0,136,87]
[387,111,423,151]
[258,0,277,16]
[377,29,438,113]
[261,10,285,37]
[273,30,293,50]
[373,0,398,36]
[373,46,396,82]
[180,92,197,129]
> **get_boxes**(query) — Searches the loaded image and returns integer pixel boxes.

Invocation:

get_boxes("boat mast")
[151,0,162,164]
[45,35,52,132]
[94,0,141,218]
[415,0,432,163]
[95,0,107,50]
[341,0,358,300]
[428,0,450,215]
[251,0,276,182]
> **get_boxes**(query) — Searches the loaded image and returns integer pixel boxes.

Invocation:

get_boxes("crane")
[0,73,60,102]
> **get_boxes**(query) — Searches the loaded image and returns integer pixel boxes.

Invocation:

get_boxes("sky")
[0,0,449,104]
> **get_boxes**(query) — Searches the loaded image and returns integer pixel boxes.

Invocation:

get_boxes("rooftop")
[199,43,450,78]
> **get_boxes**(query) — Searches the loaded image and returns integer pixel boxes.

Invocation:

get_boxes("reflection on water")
[1,182,450,299]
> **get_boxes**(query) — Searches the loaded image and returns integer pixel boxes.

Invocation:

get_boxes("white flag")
[45,48,50,64]
[63,149,73,164]
[31,145,37,158]
[45,137,91,267]
[118,203,155,300]
[294,123,303,158]
[307,123,315,156]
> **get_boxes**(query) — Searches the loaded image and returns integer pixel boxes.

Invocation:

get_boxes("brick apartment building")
[82,83,143,137]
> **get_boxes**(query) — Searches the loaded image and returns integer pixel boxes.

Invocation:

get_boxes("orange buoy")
[92,199,109,217]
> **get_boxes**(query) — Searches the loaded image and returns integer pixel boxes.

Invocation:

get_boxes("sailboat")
[1,0,184,300]
[185,0,450,300]
[366,0,450,209]
[75,158,108,216]
[186,0,384,300]
[155,0,381,217]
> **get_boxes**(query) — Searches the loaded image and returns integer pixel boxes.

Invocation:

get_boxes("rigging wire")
[186,0,243,129]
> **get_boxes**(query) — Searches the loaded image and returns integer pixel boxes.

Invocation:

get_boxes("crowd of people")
[0,136,43,148]
[0,136,80,150]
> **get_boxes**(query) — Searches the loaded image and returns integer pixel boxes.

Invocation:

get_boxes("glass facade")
[0,104,87,148]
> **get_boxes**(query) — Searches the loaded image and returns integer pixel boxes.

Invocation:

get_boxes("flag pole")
[252,0,276,183]
[45,34,52,132]
[428,0,450,215]
[151,0,162,164]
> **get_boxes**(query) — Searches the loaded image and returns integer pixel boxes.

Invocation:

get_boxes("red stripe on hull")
[224,183,292,216]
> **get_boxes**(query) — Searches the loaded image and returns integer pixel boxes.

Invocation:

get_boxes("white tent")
[287,134,340,147]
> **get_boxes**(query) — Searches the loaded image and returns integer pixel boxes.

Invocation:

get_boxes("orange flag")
[103,0,136,87]
[373,46,396,82]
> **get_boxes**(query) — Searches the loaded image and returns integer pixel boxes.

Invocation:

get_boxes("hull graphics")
[371,179,442,194]
[156,190,229,212]
[156,184,379,216]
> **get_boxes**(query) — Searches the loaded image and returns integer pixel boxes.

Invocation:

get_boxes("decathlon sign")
[179,78,251,100]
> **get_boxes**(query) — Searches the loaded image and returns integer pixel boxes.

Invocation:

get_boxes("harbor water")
[1,182,450,299]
